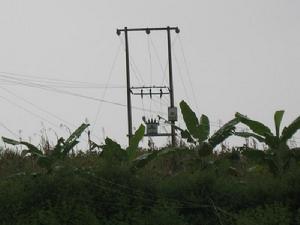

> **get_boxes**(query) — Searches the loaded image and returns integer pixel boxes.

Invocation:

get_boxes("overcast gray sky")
[0,0,299,148]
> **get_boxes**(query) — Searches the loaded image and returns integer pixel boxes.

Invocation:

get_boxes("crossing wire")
[118,35,145,86]
[0,72,124,89]
[0,121,18,138]
[0,77,166,116]
[91,40,122,133]
[177,35,200,115]
[1,87,74,129]
[173,50,191,104]
[0,95,59,128]
[0,90,97,145]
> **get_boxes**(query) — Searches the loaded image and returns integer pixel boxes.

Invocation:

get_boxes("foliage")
[235,111,300,149]
[235,111,300,175]
[179,100,239,156]
[2,123,89,173]
[0,146,299,225]
[100,124,145,163]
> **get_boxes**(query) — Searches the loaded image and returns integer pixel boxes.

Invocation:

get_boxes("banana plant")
[235,111,300,176]
[100,124,145,163]
[179,100,239,156]
[235,111,300,150]
[2,123,89,173]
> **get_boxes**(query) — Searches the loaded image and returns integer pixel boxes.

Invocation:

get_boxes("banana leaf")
[235,112,272,137]
[274,110,284,137]
[280,116,300,143]
[208,118,239,148]
[181,130,196,144]
[127,124,145,160]
[100,138,127,162]
[180,100,201,139]
[198,114,210,142]
[234,131,265,143]
[65,123,89,144]
[2,137,43,157]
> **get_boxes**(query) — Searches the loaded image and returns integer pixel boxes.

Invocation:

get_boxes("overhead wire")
[0,95,59,128]
[147,35,153,116]
[173,50,191,104]
[91,40,122,133]
[0,76,166,115]
[0,72,124,89]
[118,35,145,85]
[0,121,19,138]
[0,89,97,145]
[1,87,74,129]
[177,35,200,114]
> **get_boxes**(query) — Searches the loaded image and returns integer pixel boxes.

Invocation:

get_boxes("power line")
[0,121,18,138]
[91,41,122,133]
[0,77,166,115]
[0,87,74,128]
[0,95,59,128]
[0,74,125,89]
[177,35,200,115]
[0,71,123,87]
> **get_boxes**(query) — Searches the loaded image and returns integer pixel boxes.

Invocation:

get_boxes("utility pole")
[117,26,180,147]
[167,27,176,147]
[124,27,133,144]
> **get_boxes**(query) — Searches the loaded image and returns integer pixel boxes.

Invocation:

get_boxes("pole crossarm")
[130,86,170,97]
[117,26,180,35]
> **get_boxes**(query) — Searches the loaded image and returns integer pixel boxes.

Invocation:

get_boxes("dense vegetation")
[0,101,300,225]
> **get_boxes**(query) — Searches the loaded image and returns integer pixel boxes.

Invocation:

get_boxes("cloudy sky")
[0,0,299,148]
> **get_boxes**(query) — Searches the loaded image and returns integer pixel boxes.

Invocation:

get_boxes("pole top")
[116,26,180,35]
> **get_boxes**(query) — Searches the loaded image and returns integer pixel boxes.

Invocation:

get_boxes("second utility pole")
[167,27,176,147]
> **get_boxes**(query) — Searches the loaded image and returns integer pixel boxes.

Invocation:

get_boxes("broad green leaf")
[264,133,280,149]
[100,138,127,162]
[274,110,284,138]
[101,138,123,151]
[280,116,300,144]
[234,132,265,143]
[180,100,200,139]
[235,112,272,137]
[63,140,79,156]
[181,130,196,144]
[2,137,20,145]
[127,124,145,160]
[65,123,89,144]
[2,137,43,156]
[209,118,239,148]
[198,114,210,142]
